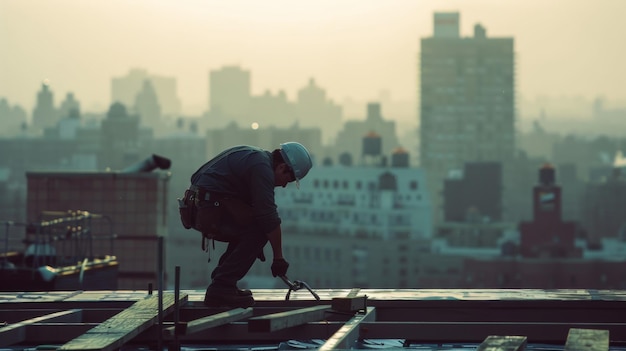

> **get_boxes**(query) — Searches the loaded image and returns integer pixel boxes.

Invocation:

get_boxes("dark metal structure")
[1,288,625,350]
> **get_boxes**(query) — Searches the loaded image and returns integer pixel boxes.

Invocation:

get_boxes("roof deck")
[1,288,625,350]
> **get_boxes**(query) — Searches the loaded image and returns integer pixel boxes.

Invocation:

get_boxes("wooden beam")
[565,328,609,351]
[0,309,82,347]
[319,307,376,351]
[331,296,367,313]
[477,335,527,351]
[163,307,253,337]
[358,321,626,344]
[58,293,187,351]
[248,305,331,332]
[346,288,360,298]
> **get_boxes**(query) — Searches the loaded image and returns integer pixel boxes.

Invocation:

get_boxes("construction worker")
[185,142,313,308]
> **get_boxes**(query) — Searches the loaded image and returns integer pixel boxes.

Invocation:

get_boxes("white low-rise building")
[276,163,433,241]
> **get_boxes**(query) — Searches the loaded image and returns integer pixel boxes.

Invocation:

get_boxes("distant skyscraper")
[134,79,162,126]
[208,66,251,121]
[58,92,80,119]
[0,98,27,136]
[99,102,140,170]
[111,69,181,117]
[32,82,59,132]
[296,78,343,145]
[419,12,515,220]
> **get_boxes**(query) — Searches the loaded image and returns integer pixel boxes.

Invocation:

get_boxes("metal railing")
[1,210,116,271]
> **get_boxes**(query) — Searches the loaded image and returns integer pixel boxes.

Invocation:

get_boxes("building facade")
[25,164,171,290]
[111,68,181,117]
[420,12,515,221]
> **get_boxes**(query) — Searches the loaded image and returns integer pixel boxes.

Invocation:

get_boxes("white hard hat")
[280,142,313,188]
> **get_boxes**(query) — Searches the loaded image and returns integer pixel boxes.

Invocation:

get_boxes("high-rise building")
[420,12,515,220]
[99,103,141,170]
[208,66,251,121]
[111,69,181,117]
[134,80,162,126]
[32,82,59,132]
[296,78,343,145]
[58,92,80,120]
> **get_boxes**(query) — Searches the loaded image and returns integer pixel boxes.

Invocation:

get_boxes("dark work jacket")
[190,145,281,235]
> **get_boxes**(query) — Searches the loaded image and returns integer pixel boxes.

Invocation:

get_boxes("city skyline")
[1,0,625,116]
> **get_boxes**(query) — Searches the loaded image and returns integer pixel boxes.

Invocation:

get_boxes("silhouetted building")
[32,82,59,132]
[58,92,80,120]
[208,66,251,122]
[296,78,343,144]
[443,162,502,222]
[582,168,626,240]
[111,69,181,116]
[420,12,515,221]
[0,98,28,136]
[99,103,141,170]
[134,80,162,126]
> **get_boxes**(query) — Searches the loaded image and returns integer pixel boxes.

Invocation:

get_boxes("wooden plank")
[0,309,82,347]
[58,293,187,351]
[319,307,376,351]
[357,321,626,344]
[248,305,331,332]
[346,288,360,298]
[163,307,253,337]
[331,296,367,313]
[565,328,609,351]
[477,335,527,351]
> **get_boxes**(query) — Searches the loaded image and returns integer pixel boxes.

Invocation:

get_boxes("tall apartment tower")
[111,69,181,117]
[420,12,515,218]
[208,66,251,121]
[32,82,59,132]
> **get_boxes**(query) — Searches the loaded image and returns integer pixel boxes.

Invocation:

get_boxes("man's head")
[273,142,313,188]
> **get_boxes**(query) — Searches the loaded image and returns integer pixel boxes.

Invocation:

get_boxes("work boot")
[204,285,255,308]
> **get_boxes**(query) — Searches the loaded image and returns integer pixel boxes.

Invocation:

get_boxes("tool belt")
[178,185,255,243]
[178,185,225,238]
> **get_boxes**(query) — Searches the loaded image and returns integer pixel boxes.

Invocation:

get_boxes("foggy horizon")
[2,0,626,116]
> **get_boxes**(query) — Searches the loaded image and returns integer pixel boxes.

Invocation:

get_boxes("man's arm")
[267,224,290,277]
[266,224,283,259]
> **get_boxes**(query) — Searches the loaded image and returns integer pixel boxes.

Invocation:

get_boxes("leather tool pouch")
[178,189,196,230]
[194,195,224,235]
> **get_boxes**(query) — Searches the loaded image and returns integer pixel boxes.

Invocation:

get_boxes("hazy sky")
[1,0,625,115]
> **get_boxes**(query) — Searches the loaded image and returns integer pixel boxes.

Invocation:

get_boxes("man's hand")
[271,258,289,277]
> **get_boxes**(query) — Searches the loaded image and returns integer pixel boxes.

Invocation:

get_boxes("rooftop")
[2,288,625,350]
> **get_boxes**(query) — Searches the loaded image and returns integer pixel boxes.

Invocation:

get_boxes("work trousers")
[209,219,268,289]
